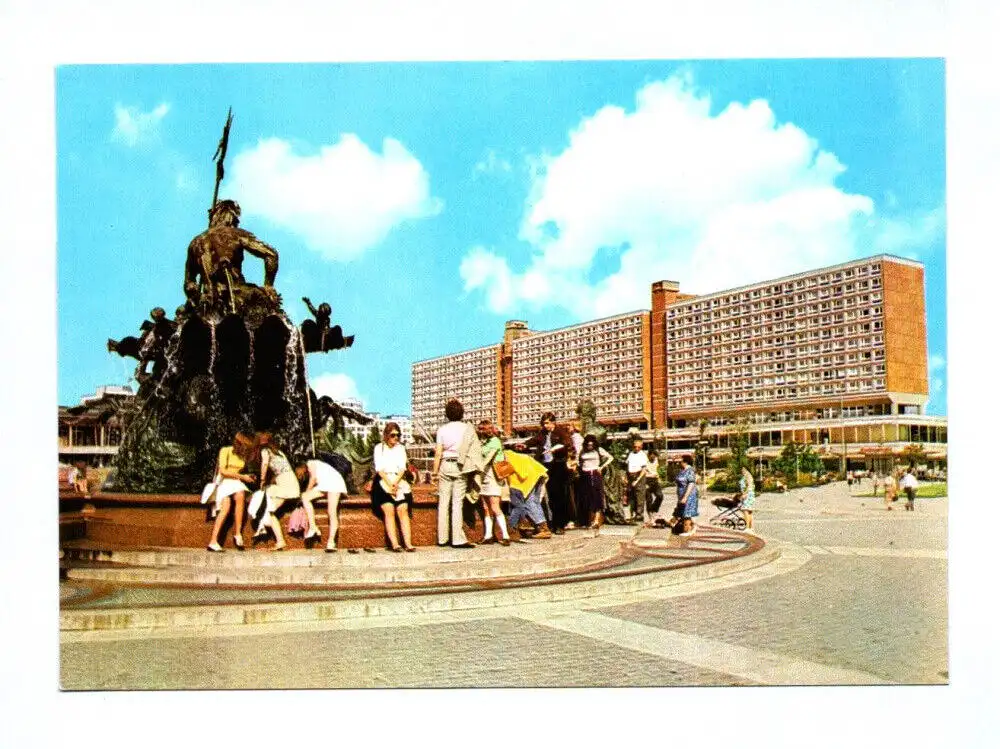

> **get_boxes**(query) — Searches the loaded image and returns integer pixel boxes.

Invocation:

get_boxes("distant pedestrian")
[569,420,586,526]
[873,472,883,498]
[900,466,919,511]
[883,469,898,510]
[739,465,756,533]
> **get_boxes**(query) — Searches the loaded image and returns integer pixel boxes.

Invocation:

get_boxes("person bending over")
[296,457,348,552]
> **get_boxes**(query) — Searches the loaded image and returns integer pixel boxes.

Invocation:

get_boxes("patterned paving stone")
[598,554,947,684]
[60,617,753,689]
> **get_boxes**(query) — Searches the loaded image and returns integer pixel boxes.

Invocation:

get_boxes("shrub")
[710,475,739,493]
[796,472,816,488]
[759,476,785,493]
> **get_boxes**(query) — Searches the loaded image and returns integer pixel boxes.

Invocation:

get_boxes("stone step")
[60,541,782,632]
[60,531,604,570]
[62,536,625,586]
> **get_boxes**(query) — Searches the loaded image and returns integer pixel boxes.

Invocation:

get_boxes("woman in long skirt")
[575,435,613,529]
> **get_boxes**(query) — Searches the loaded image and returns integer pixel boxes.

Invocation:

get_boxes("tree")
[726,417,750,477]
[694,419,710,475]
[902,443,927,466]
[773,441,822,483]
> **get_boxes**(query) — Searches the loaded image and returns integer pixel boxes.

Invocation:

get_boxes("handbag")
[493,458,515,480]
[200,480,219,506]
[404,465,419,485]
[287,505,309,535]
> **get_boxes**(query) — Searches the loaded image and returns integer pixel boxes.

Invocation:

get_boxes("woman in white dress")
[295,458,349,551]
[206,432,257,552]
[255,432,300,551]
[371,422,415,552]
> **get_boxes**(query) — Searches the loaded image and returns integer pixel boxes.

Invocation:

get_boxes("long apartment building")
[410,254,946,467]
[510,311,651,431]
[411,344,503,436]
[656,256,944,469]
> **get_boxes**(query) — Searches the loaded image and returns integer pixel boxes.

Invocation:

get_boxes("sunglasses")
[388,432,401,438]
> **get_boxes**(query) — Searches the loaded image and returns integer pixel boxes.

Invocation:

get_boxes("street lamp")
[840,394,847,480]
[697,439,709,485]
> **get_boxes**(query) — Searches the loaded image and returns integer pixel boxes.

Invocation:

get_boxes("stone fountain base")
[60,484,498,551]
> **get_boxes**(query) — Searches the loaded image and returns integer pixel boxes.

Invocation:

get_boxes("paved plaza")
[59,483,948,690]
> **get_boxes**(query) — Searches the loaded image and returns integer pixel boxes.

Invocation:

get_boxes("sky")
[56,58,946,415]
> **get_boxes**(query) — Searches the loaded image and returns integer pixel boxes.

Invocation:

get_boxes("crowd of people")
[193,398,706,553]
[67,413,933,553]
[426,399,702,547]
[201,430,348,552]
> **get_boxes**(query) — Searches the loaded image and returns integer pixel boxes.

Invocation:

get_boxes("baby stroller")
[709,493,747,531]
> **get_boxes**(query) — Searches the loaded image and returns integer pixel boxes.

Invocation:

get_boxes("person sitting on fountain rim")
[295,457,348,551]
[206,432,256,552]
[67,461,91,498]
[371,422,416,552]
[253,433,300,551]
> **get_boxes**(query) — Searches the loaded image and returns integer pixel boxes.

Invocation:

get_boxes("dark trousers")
[545,462,576,529]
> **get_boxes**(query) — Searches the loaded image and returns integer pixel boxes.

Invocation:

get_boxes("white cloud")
[462,74,943,319]
[229,135,442,260]
[111,102,170,147]
[310,372,364,406]
[929,354,946,372]
[871,206,945,258]
[459,246,515,312]
[474,148,513,176]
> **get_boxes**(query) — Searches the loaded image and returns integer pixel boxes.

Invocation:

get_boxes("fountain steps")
[60,532,622,586]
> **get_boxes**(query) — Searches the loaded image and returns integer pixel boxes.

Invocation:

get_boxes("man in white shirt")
[625,438,649,524]
[431,398,476,547]
[899,465,919,511]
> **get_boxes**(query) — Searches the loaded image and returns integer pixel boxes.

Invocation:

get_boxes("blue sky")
[56,59,946,415]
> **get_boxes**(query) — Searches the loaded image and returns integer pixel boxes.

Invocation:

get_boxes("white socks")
[484,515,510,540]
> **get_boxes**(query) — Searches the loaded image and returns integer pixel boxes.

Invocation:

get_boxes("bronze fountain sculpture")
[107,111,367,493]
